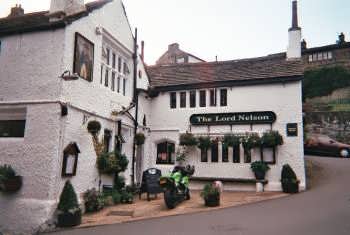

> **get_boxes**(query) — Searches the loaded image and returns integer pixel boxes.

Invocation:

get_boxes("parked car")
[304,134,350,158]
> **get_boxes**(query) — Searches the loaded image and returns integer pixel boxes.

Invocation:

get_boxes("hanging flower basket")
[222,134,241,148]
[87,120,101,135]
[135,133,146,146]
[179,133,197,146]
[197,136,211,150]
[261,131,283,148]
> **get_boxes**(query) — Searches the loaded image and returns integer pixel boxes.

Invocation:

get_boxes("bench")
[190,177,268,192]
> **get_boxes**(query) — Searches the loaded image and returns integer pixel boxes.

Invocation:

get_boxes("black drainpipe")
[131,28,138,187]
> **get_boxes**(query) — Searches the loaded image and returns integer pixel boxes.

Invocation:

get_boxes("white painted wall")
[147,82,305,192]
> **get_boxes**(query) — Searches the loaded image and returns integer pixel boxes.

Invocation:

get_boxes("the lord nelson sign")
[190,111,276,126]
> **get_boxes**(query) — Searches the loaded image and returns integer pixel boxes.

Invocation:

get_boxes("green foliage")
[250,161,270,173]
[179,133,197,146]
[0,164,16,181]
[281,164,297,180]
[135,133,146,146]
[120,189,134,204]
[200,183,220,199]
[113,175,125,191]
[111,191,122,204]
[261,131,283,147]
[83,188,105,213]
[303,66,350,101]
[222,134,241,148]
[242,133,261,150]
[197,136,211,150]
[97,152,129,174]
[57,181,79,213]
[87,120,101,135]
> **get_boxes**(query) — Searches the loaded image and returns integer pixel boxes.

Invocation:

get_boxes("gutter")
[131,28,138,186]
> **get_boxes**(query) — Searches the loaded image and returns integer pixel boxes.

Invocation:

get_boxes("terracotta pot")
[204,194,220,207]
[1,176,22,192]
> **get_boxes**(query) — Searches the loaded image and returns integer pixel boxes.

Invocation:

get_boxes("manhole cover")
[107,210,134,216]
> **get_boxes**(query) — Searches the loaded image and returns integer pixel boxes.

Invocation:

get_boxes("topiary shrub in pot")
[250,161,270,180]
[0,164,22,192]
[179,132,197,146]
[83,188,105,213]
[281,164,300,194]
[200,183,220,207]
[135,132,146,146]
[57,181,82,227]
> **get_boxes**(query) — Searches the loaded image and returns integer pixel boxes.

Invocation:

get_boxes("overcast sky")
[0,0,349,64]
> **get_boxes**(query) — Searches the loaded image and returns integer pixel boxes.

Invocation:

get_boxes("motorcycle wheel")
[164,191,177,209]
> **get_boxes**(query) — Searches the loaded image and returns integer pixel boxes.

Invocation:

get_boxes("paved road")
[53,156,350,235]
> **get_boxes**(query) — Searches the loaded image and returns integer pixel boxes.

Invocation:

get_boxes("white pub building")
[0,0,305,234]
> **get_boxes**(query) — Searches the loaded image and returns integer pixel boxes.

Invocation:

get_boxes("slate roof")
[302,42,350,54]
[0,0,112,37]
[147,54,303,91]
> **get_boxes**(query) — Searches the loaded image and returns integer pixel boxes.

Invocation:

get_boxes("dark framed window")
[211,141,218,162]
[180,92,186,108]
[199,90,206,107]
[118,57,122,72]
[117,77,120,93]
[100,65,103,84]
[123,78,126,96]
[201,149,208,162]
[104,69,109,87]
[222,144,229,162]
[104,129,112,152]
[156,142,175,164]
[111,72,115,91]
[112,53,116,69]
[106,48,110,65]
[123,62,128,75]
[220,89,227,106]
[210,89,216,106]
[0,120,26,138]
[170,92,177,109]
[190,90,196,108]
[233,145,240,163]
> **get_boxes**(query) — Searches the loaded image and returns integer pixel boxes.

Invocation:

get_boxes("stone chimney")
[337,32,346,45]
[168,43,180,53]
[8,4,24,17]
[287,1,302,60]
[49,0,86,17]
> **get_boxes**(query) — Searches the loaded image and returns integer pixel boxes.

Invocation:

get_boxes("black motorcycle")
[159,165,195,209]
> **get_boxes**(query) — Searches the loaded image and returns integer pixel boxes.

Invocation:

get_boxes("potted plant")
[87,120,101,135]
[281,164,300,193]
[83,188,105,213]
[200,183,220,207]
[57,181,82,227]
[197,136,211,162]
[242,133,261,163]
[0,164,22,192]
[135,132,146,146]
[179,132,197,146]
[250,161,270,180]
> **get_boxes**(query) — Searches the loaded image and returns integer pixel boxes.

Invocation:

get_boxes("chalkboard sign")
[139,168,163,201]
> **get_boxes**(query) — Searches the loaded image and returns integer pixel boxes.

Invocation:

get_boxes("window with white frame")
[308,51,333,63]
[100,41,130,96]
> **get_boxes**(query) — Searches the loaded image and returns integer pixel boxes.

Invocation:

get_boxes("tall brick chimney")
[49,0,86,16]
[8,4,24,17]
[287,0,302,60]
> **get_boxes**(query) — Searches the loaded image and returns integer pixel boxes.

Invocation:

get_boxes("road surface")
[52,156,350,235]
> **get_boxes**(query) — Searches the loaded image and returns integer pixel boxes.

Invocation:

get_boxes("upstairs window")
[123,78,126,96]
[111,72,116,91]
[117,77,121,93]
[220,89,227,106]
[180,92,186,108]
[199,90,206,107]
[0,108,26,138]
[156,142,175,164]
[170,92,177,109]
[210,89,216,106]
[118,57,122,73]
[190,90,196,108]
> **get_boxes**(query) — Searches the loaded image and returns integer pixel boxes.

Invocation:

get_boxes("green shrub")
[113,175,125,191]
[57,181,80,213]
[222,134,241,148]
[97,152,129,174]
[83,188,105,213]
[179,133,197,146]
[242,133,261,150]
[281,164,297,180]
[200,183,220,199]
[120,189,134,204]
[197,136,211,150]
[250,161,270,173]
[261,131,283,147]
[112,191,122,204]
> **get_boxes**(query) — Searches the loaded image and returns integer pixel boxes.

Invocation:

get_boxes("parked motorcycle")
[159,165,195,209]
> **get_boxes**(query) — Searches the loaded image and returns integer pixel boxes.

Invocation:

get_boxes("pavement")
[51,156,350,235]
